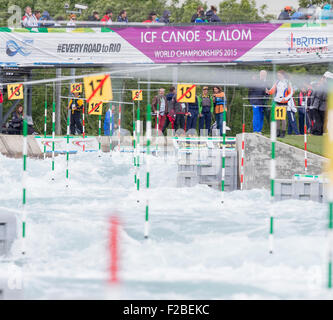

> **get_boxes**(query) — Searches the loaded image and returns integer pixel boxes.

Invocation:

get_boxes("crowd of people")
[20,2,333,28]
[248,70,332,138]
[150,86,226,136]
[278,3,333,20]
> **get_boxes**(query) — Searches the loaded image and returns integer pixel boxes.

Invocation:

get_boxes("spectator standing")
[88,11,100,21]
[68,92,84,135]
[198,87,214,135]
[161,87,176,134]
[22,6,38,27]
[10,104,24,134]
[160,10,171,23]
[195,9,208,23]
[104,105,115,136]
[278,6,292,20]
[67,13,76,31]
[206,6,221,22]
[213,86,226,136]
[101,9,113,24]
[248,75,265,134]
[287,97,299,135]
[191,6,204,22]
[311,72,332,135]
[169,87,189,133]
[152,88,168,132]
[117,10,128,23]
[291,7,306,19]
[39,11,55,27]
[143,11,158,23]
[266,70,293,138]
[186,96,199,134]
[297,84,312,135]
[321,4,333,20]
[34,10,41,22]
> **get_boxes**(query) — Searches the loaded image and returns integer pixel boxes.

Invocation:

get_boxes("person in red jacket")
[101,9,113,25]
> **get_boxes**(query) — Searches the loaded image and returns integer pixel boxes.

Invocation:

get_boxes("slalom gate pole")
[156,104,159,153]
[82,103,85,152]
[240,105,245,190]
[221,110,226,204]
[136,106,140,202]
[66,109,70,188]
[145,104,152,239]
[43,89,47,160]
[325,80,333,288]
[51,93,56,181]
[133,112,136,184]
[109,105,113,155]
[98,114,102,157]
[269,101,277,254]
[109,216,119,284]
[118,104,121,152]
[304,123,308,173]
[21,81,28,255]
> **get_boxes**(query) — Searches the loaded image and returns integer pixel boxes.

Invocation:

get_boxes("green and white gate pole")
[221,110,226,204]
[156,103,159,153]
[136,106,140,203]
[133,113,136,184]
[98,114,102,157]
[66,109,70,188]
[43,92,47,160]
[51,98,56,181]
[269,101,277,254]
[21,82,28,255]
[325,80,333,288]
[145,104,152,239]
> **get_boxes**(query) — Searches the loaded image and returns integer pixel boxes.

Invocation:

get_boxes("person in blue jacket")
[104,105,115,136]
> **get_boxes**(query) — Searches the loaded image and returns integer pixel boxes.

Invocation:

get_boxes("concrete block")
[0,211,17,256]
[178,165,196,172]
[177,175,199,188]
[0,273,23,300]
[294,180,320,202]
[274,179,294,201]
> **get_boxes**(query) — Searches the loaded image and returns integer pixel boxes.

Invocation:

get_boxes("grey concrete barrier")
[236,133,327,190]
[0,211,17,256]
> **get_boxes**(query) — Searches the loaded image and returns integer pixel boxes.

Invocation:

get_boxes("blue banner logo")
[6,39,33,56]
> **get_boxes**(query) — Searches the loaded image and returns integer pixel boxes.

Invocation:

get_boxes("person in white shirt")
[22,6,38,28]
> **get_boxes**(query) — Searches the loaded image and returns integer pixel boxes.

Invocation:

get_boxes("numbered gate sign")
[7,84,24,100]
[88,101,103,115]
[70,83,82,93]
[176,84,196,103]
[83,74,112,103]
[132,90,143,101]
[275,106,286,120]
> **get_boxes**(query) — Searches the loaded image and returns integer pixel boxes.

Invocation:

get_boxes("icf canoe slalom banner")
[0,22,332,66]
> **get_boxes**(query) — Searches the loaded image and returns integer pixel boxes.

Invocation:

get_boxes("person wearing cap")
[311,72,332,135]
[278,6,292,20]
[68,92,84,135]
[198,87,214,135]
[101,9,113,24]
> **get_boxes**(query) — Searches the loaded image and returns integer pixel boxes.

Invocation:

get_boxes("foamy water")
[0,150,331,299]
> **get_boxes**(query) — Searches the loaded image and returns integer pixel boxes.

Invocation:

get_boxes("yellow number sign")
[275,106,286,120]
[83,74,112,103]
[176,84,196,103]
[7,83,24,100]
[132,90,143,101]
[88,101,103,115]
[70,83,82,93]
